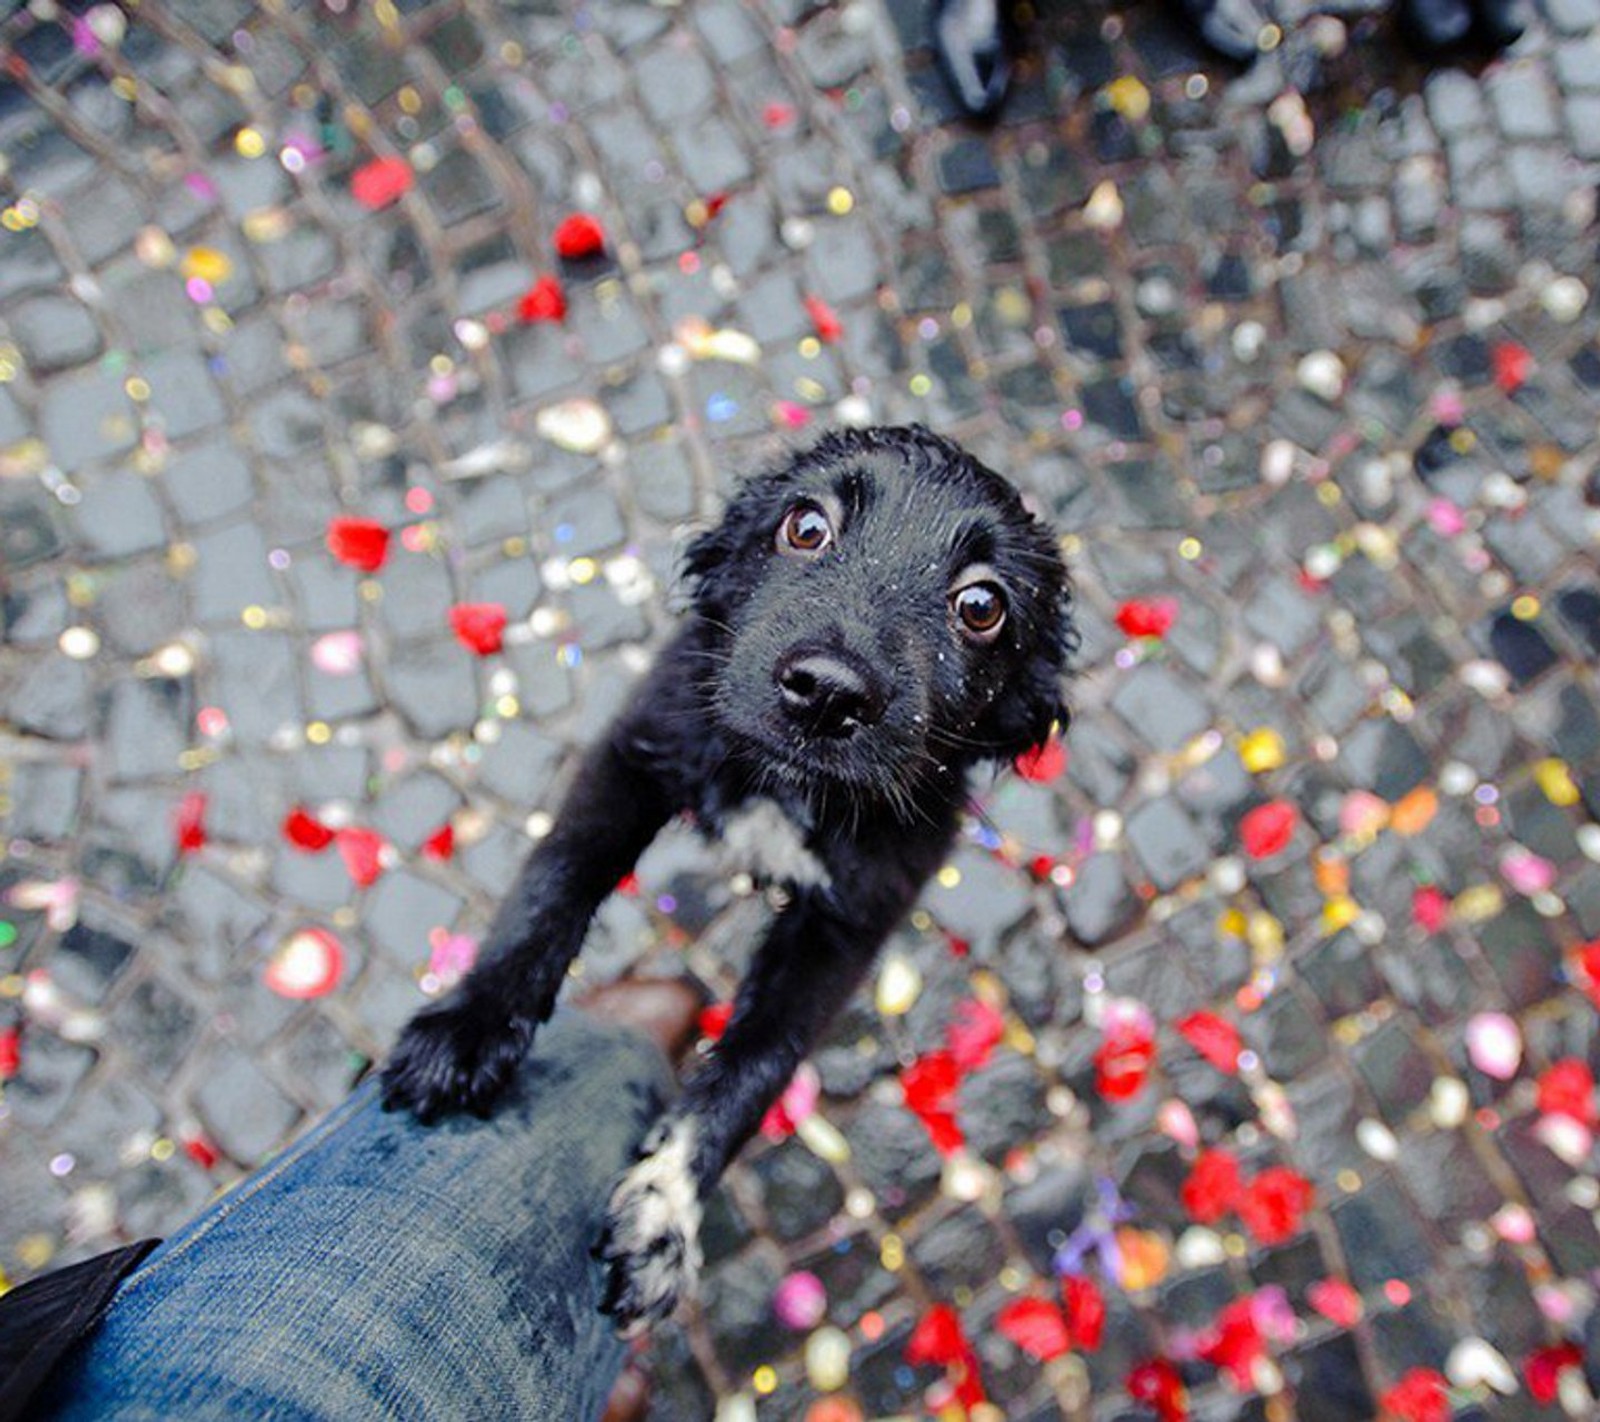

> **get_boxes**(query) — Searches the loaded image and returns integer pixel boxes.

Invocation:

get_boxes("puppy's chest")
[709,796,830,890]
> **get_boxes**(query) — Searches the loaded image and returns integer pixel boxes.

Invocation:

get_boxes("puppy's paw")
[380,1000,530,1122]
[596,1120,703,1336]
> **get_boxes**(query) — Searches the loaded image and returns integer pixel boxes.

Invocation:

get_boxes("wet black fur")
[381,425,1073,1328]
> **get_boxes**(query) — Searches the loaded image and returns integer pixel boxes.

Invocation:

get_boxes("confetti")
[1239,800,1298,859]
[174,792,207,855]
[264,928,345,999]
[335,827,386,888]
[517,275,567,323]
[774,1271,827,1330]
[534,397,611,453]
[350,155,414,210]
[325,517,390,573]
[449,602,508,655]
[553,212,606,260]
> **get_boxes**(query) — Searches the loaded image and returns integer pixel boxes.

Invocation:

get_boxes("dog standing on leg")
[382,425,1074,1332]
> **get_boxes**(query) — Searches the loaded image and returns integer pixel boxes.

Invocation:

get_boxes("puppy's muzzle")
[775,645,888,739]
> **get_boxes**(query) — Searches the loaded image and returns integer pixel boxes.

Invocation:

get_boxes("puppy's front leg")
[597,874,921,1332]
[382,729,673,1122]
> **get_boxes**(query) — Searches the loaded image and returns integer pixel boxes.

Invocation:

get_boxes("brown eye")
[777,502,833,557]
[953,581,1007,641]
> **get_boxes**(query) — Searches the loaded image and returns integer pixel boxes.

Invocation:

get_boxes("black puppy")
[381,425,1073,1331]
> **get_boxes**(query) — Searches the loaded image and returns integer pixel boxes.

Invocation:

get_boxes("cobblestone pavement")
[2,0,1600,1417]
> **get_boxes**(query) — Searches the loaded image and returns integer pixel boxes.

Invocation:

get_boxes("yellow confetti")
[826,186,854,215]
[181,247,232,284]
[1105,76,1151,121]
[795,1113,850,1164]
[875,953,921,1016]
[1239,726,1286,773]
[1533,758,1581,807]
[880,1234,904,1270]
[1454,884,1505,923]
[1246,911,1285,959]
[242,208,293,243]
[234,127,266,158]
[1321,894,1360,932]
[804,1326,852,1392]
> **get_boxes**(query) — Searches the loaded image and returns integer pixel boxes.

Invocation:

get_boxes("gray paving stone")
[191,1041,301,1166]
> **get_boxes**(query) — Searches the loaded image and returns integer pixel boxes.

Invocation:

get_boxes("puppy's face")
[686,427,1072,806]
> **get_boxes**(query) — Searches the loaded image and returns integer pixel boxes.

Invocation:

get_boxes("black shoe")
[934,0,1012,118]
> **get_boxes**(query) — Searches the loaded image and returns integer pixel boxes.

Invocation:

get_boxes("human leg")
[36,1010,676,1422]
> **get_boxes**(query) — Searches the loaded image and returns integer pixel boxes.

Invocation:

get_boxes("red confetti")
[350,155,414,210]
[1524,1342,1584,1405]
[901,1050,965,1155]
[1061,1274,1106,1352]
[1095,1014,1157,1102]
[1126,1358,1188,1421]
[1573,938,1600,1010]
[803,294,843,344]
[449,602,508,656]
[0,1027,20,1082]
[1411,883,1451,933]
[947,997,1005,1072]
[1176,1011,1242,1075]
[996,1296,1071,1362]
[421,823,455,861]
[182,1132,221,1170]
[906,1303,969,1366]
[335,827,386,888]
[1239,800,1298,860]
[325,516,390,573]
[174,791,207,855]
[1238,1165,1315,1245]
[1491,340,1533,395]
[1180,1147,1244,1225]
[762,101,797,128]
[1115,597,1178,639]
[264,927,345,1001]
[1537,1058,1596,1126]
[554,212,606,260]
[1379,1368,1450,1422]
[698,1002,734,1041]
[905,1304,986,1410]
[1196,1296,1266,1389]
[517,274,567,323]
[1014,734,1067,782]
[282,807,336,852]
[1307,1277,1362,1329]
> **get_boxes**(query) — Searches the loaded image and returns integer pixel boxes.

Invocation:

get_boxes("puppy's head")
[686,426,1072,806]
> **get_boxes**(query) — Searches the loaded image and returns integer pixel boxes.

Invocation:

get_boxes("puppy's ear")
[974,651,1070,763]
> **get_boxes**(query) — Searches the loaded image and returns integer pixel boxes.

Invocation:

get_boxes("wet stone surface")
[2,0,1600,1417]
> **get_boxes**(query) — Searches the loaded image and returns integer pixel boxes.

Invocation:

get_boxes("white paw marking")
[604,1119,703,1333]
[720,796,831,888]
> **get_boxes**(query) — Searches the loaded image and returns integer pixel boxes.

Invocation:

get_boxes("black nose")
[775,648,888,738]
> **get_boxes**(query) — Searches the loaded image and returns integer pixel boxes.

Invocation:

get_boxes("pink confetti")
[1500,847,1556,896]
[1425,498,1467,537]
[773,1270,827,1330]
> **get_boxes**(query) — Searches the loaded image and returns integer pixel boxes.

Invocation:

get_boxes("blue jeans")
[37,1013,673,1421]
